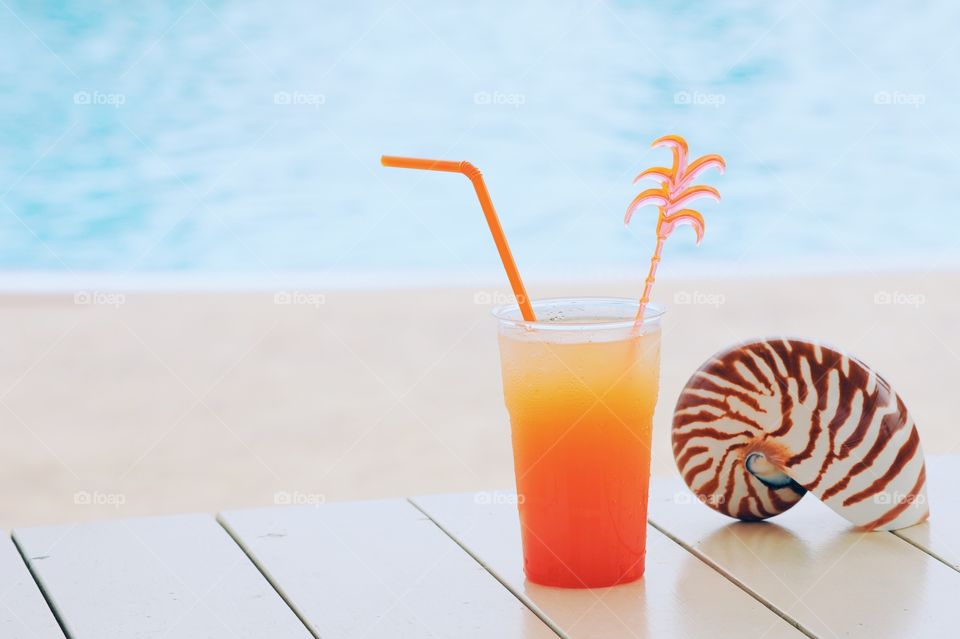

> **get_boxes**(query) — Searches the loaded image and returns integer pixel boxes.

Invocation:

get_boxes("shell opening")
[745,452,804,492]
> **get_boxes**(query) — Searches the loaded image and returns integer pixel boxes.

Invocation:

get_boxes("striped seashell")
[672,338,928,531]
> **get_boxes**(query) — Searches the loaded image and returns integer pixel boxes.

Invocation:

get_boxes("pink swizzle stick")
[625,135,725,323]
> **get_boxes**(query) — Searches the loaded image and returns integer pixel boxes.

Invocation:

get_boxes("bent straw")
[381,155,536,321]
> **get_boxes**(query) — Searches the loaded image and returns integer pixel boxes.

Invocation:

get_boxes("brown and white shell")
[672,338,928,531]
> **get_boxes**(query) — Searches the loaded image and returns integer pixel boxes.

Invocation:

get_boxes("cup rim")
[491,296,665,332]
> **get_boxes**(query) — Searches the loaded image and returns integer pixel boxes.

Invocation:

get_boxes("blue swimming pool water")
[1,1,958,279]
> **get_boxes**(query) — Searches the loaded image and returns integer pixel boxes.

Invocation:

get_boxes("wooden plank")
[411,492,804,639]
[648,473,960,639]
[219,498,557,639]
[1,532,64,639]
[893,455,960,570]
[13,514,313,639]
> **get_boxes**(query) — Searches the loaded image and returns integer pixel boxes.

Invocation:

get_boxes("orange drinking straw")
[381,155,537,321]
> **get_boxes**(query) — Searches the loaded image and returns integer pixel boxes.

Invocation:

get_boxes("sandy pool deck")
[1,271,957,528]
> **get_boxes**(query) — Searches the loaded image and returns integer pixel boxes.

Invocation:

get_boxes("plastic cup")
[493,298,664,588]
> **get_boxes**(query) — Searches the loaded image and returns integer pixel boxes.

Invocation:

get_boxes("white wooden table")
[7,456,959,638]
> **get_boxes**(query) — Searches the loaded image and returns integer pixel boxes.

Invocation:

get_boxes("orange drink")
[493,298,663,588]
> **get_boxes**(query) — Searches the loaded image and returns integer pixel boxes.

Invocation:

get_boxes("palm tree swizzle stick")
[625,135,726,323]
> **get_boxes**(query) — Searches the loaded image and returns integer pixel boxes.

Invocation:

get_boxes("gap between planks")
[9,532,72,639]
[891,529,959,574]
[404,497,567,639]
[214,515,321,639]
[645,519,816,639]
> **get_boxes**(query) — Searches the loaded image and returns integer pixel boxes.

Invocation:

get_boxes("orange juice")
[494,298,662,588]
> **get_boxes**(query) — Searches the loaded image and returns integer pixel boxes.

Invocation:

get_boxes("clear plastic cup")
[493,298,664,587]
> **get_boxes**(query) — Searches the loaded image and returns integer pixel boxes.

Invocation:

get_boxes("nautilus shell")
[672,338,928,531]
